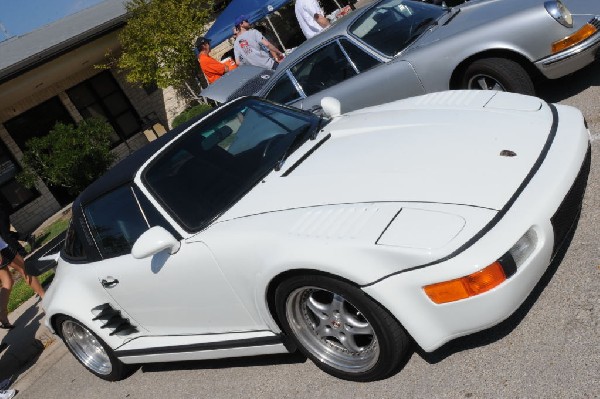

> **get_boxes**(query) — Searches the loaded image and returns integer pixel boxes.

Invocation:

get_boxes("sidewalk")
[0,294,55,384]
[0,225,66,388]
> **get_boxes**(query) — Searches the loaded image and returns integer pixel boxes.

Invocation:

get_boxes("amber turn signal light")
[552,24,597,54]
[423,262,507,304]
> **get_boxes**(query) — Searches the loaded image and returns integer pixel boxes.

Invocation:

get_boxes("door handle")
[101,277,119,288]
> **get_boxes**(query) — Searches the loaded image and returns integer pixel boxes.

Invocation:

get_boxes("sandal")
[0,321,14,329]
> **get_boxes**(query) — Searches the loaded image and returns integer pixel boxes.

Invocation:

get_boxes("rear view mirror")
[132,226,181,259]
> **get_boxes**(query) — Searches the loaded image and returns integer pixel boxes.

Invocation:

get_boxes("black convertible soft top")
[74,109,213,208]
[64,108,214,263]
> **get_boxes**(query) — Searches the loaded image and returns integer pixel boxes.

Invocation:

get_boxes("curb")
[12,338,67,394]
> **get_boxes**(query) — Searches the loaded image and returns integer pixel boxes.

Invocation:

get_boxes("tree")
[115,0,215,89]
[18,119,117,196]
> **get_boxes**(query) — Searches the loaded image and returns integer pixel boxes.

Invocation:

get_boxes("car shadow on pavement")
[0,301,46,382]
[417,212,581,365]
[537,61,600,103]
[140,351,308,375]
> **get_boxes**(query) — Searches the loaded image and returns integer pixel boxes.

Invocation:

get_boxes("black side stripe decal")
[362,103,560,288]
[115,335,282,358]
[282,133,331,177]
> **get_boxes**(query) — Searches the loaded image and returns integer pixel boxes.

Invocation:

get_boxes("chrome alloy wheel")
[467,74,507,91]
[62,320,112,375]
[286,286,380,373]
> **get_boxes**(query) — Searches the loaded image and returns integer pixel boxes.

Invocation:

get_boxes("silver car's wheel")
[461,58,535,95]
[275,275,410,381]
[57,316,131,381]
[467,74,507,91]
[286,286,380,373]
[62,320,112,375]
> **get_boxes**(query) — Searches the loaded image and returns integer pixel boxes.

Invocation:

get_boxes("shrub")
[172,103,214,128]
[18,118,117,195]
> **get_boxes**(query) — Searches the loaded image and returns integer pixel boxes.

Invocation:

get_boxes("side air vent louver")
[91,303,139,337]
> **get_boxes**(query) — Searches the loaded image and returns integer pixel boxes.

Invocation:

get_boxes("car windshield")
[349,0,446,57]
[143,99,318,231]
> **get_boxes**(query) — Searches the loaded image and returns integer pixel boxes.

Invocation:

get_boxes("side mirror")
[320,97,341,118]
[132,226,181,259]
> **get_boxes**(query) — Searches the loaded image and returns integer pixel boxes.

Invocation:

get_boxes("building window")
[143,82,158,95]
[4,97,75,150]
[67,71,141,147]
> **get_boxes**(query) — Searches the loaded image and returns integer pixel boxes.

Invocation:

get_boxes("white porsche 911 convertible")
[42,90,590,382]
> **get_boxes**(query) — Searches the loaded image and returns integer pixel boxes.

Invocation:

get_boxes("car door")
[83,184,257,336]
[266,38,425,113]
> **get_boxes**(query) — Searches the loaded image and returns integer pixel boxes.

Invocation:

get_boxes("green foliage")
[116,0,215,88]
[172,102,214,127]
[8,270,54,313]
[18,118,116,195]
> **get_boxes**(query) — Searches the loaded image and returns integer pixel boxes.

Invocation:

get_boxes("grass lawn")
[7,270,54,313]
[25,215,71,253]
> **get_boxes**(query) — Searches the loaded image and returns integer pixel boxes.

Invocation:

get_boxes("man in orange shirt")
[196,36,236,84]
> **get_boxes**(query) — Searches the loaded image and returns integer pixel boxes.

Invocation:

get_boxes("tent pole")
[266,14,286,52]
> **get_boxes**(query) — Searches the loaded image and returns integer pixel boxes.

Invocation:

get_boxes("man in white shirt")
[295,0,330,39]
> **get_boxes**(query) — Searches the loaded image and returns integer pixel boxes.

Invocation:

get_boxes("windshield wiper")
[274,124,315,171]
[442,8,460,25]
[411,17,437,37]
[404,17,438,48]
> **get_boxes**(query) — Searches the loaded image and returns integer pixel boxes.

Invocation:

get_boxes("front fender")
[202,202,495,331]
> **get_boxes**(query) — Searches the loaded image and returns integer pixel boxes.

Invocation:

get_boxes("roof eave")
[0,16,128,85]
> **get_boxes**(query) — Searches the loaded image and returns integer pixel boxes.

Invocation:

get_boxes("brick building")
[0,0,190,234]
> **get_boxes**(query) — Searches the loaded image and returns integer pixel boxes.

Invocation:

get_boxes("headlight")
[508,229,537,267]
[545,0,573,28]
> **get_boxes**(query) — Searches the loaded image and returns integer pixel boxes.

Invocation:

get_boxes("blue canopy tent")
[204,0,293,48]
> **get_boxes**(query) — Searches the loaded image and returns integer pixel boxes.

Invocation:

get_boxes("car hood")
[222,91,552,220]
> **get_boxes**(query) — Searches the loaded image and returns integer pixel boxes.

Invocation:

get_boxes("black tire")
[56,315,133,381]
[274,275,410,381]
[461,58,535,95]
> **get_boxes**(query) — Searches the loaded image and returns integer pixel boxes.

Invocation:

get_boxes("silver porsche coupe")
[201,0,600,113]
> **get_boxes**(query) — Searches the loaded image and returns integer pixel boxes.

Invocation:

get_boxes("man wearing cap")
[196,36,234,84]
[233,15,284,70]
